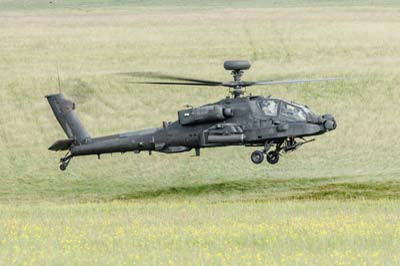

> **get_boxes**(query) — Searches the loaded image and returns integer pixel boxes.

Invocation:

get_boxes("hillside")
[0,1,399,203]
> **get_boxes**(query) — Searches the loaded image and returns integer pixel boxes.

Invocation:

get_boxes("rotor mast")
[230,69,244,98]
[223,60,251,98]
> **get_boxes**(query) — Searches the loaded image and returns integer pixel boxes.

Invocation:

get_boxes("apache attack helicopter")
[46,60,338,171]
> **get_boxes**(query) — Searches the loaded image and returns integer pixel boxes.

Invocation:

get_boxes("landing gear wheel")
[60,163,67,171]
[266,151,280,164]
[251,150,264,164]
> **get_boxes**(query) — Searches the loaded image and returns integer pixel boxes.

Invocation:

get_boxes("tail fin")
[46,93,91,145]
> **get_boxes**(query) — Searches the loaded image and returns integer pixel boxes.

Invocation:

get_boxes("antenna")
[56,63,62,93]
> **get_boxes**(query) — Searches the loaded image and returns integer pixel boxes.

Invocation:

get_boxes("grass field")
[1,0,400,265]
[1,201,400,265]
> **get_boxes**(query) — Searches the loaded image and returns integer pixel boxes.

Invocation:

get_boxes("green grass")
[1,1,400,265]
[1,200,400,265]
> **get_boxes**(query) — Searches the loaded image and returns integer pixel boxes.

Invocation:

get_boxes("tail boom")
[46,93,193,171]
[70,128,159,156]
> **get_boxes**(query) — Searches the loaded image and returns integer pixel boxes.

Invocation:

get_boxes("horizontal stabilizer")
[49,139,74,151]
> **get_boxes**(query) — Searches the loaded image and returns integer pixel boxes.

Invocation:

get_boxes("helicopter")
[46,60,338,171]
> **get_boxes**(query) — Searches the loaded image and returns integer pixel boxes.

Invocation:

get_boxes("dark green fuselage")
[47,94,335,161]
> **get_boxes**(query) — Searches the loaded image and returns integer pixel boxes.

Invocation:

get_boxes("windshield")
[258,100,278,116]
[279,102,307,121]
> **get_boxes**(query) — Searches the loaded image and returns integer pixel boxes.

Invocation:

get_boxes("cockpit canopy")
[257,98,312,122]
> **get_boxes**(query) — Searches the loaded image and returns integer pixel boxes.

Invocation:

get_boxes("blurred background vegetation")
[0,0,399,202]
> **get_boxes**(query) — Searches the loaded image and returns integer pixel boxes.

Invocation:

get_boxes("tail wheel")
[59,154,72,171]
[266,151,279,164]
[251,150,264,164]
[60,163,67,171]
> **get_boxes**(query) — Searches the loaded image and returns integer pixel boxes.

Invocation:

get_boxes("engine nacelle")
[178,105,233,126]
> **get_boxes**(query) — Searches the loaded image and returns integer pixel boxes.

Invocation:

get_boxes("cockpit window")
[279,102,307,121]
[258,100,278,116]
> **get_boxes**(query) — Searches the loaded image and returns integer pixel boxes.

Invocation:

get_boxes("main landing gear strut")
[250,137,315,165]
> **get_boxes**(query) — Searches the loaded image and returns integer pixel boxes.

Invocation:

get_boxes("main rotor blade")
[117,72,222,85]
[130,77,345,88]
[117,71,346,88]
[249,77,345,86]
[130,81,222,86]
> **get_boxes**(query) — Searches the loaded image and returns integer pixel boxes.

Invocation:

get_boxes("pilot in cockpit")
[261,100,278,116]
